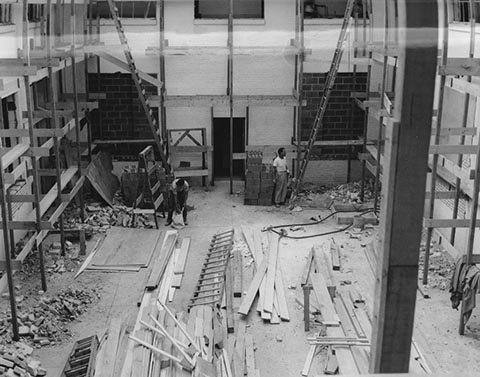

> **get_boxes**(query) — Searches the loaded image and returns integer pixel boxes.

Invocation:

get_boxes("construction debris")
[0,288,100,346]
[0,342,46,377]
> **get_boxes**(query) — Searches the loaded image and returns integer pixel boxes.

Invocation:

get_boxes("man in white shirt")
[272,147,289,207]
[166,178,189,226]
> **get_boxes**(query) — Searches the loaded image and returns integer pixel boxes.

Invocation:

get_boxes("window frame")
[194,0,265,20]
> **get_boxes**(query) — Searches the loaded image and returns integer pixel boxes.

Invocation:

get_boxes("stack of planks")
[239,228,289,323]
[86,227,164,272]
[94,318,126,377]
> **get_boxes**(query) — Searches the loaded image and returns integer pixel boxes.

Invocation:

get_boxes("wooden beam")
[23,109,73,118]
[430,127,477,136]
[429,144,479,154]
[0,144,29,168]
[148,94,302,107]
[97,52,163,88]
[147,45,310,57]
[439,58,480,76]
[0,66,38,76]
[423,218,477,228]
[450,77,480,97]
[370,0,438,373]
[0,128,65,138]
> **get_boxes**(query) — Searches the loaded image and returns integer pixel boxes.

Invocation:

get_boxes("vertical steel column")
[84,0,92,163]
[158,0,168,156]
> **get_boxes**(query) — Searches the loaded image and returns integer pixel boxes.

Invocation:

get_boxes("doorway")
[213,117,245,178]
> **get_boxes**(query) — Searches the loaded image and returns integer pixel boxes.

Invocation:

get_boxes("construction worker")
[166,178,189,226]
[273,147,289,207]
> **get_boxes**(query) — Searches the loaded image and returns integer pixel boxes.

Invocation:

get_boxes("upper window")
[305,0,365,19]
[452,0,480,22]
[195,0,264,19]
[28,5,45,23]
[0,4,12,25]
[91,1,156,19]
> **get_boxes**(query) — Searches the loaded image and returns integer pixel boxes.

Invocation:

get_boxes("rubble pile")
[0,288,100,347]
[60,197,159,235]
[419,242,455,291]
[300,180,376,204]
[0,342,46,377]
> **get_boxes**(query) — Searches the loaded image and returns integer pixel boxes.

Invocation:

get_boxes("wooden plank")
[174,168,209,178]
[263,233,278,314]
[430,127,477,137]
[0,65,38,76]
[232,248,243,298]
[450,77,480,97]
[97,52,163,87]
[439,58,480,76]
[310,272,340,326]
[429,144,479,155]
[238,257,268,316]
[301,344,316,376]
[423,218,476,228]
[145,232,177,290]
[300,248,314,286]
[274,264,290,321]
[245,334,256,377]
[330,238,341,271]
[225,262,235,334]
[324,348,339,375]
[97,318,122,377]
[0,144,29,168]
[233,319,246,376]
[173,237,190,275]
[0,128,65,138]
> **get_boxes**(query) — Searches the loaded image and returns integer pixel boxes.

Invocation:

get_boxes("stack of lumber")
[239,228,289,323]
[119,231,179,377]
[82,227,164,273]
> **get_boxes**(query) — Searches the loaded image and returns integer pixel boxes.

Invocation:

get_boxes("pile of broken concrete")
[0,288,99,347]
[0,342,46,376]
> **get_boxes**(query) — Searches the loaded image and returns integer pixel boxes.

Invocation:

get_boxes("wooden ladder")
[289,0,356,206]
[131,146,166,229]
[106,0,170,174]
[61,335,99,377]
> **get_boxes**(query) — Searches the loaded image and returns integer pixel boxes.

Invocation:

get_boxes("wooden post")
[369,0,438,372]
[303,284,311,332]
[228,0,234,195]
[451,0,476,246]
[360,0,373,201]
[23,0,47,292]
[71,0,85,222]
[372,0,390,215]
[295,0,305,179]
[423,0,450,285]
[84,0,92,163]
[157,0,168,156]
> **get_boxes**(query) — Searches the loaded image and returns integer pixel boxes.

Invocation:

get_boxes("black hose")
[264,207,375,240]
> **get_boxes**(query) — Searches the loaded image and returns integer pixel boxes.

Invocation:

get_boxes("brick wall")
[88,73,158,158]
[302,72,367,160]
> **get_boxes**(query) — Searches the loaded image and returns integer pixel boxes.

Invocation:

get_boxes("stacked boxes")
[244,151,274,206]
[258,164,274,206]
[244,151,263,205]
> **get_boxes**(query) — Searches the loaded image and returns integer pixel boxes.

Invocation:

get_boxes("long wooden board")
[263,233,278,314]
[173,238,191,274]
[238,257,268,316]
[145,232,178,290]
[310,272,340,326]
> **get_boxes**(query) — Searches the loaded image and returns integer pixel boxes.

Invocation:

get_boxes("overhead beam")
[148,94,303,107]
[370,0,438,373]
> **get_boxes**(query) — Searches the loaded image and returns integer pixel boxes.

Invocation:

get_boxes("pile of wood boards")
[95,319,125,377]
[76,227,165,274]
[239,228,289,323]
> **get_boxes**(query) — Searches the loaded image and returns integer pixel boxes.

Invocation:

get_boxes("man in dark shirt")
[166,178,189,226]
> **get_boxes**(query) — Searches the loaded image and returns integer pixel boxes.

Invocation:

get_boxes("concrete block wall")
[302,72,367,159]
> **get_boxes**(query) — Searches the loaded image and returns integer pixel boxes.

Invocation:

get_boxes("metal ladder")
[289,0,356,206]
[106,0,170,174]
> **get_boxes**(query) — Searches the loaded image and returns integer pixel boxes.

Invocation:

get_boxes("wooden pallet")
[189,229,234,308]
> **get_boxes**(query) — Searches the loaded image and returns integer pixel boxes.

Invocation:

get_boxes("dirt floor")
[2,180,480,376]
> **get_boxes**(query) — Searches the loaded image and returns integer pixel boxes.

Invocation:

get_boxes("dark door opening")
[213,117,245,178]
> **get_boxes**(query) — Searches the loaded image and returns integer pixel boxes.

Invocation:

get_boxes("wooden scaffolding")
[0,0,102,340]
